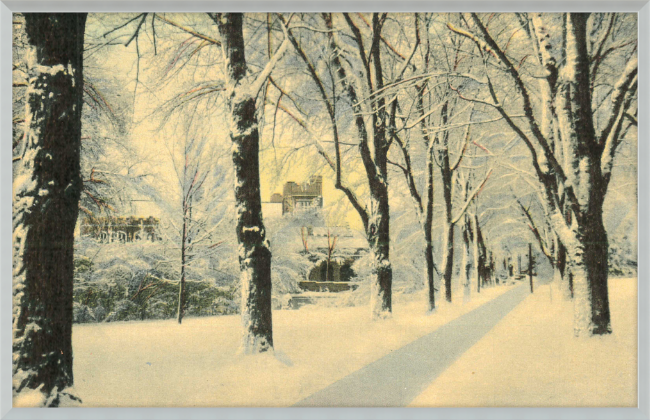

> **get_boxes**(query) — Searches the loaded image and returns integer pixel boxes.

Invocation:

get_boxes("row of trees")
[12,12,637,405]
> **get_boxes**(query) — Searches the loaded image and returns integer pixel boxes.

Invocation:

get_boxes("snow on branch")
[248,13,294,99]
[515,198,553,264]
[451,168,493,225]
[161,14,221,46]
[598,56,638,148]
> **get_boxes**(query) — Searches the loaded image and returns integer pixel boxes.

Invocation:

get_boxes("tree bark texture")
[216,13,273,352]
[554,235,572,300]
[439,103,455,303]
[177,213,187,324]
[529,243,534,293]
[325,13,393,319]
[462,13,636,335]
[12,13,87,406]
[552,14,618,335]
[441,222,455,303]
[472,215,481,293]
[461,215,472,300]
[422,108,437,312]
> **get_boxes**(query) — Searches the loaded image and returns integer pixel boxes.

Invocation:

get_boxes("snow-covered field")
[410,277,637,407]
[67,278,637,407]
[71,284,516,406]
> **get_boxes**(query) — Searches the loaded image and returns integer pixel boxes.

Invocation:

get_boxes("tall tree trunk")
[472,214,480,293]
[439,107,454,302]
[553,14,612,335]
[554,235,572,300]
[322,13,393,319]
[424,143,436,312]
[477,221,488,288]
[529,243,534,293]
[367,14,393,319]
[441,222,455,302]
[216,13,273,353]
[368,195,392,319]
[12,13,87,406]
[177,211,187,324]
[461,216,472,301]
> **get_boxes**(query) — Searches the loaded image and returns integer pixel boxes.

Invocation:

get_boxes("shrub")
[73,302,96,323]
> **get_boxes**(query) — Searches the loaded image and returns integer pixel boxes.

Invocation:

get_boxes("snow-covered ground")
[409,277,637,407]
[71,284,516,406]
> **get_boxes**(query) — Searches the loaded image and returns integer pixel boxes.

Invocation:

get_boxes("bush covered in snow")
[73,238,240,323]
[609,237,637,276]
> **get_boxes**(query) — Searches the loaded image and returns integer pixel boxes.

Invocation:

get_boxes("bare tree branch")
[451,168,493,225]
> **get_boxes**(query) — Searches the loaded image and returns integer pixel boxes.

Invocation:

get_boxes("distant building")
[262,176,324,221]
[282,176,323,214]
[79,196,162,243]
[266,188,369,297]
[80,216,161,243]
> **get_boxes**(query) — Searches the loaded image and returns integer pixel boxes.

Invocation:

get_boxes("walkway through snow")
[409,278,637,407]
[70,283,518,406]
[295,283,531,406]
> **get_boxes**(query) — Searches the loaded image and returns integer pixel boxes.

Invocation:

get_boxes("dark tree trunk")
[554,235,572,299]
[472,214,487,293]
[472,215,480,294]
[461,215,472,300]
[177,211,187,324]
[216,13,273,353]
[424,166,436,311]
[529,243,534,293]
[414,64,437,312]
[367,194,392,318]
[439,103,454,302]
[420,103,436,312]
[553,14,614,335]
[441,223,455,303]
[569,200,611,334]
[323,13,393,319]
[12,13,87,406]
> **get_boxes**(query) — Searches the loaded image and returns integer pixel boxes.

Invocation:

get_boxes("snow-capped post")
[12,13,87,406]
[214,12,290,353]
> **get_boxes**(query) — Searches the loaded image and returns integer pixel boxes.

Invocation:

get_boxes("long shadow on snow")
[295,281,537,407]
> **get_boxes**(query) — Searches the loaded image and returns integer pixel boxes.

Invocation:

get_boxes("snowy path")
[409,278,637,407]
[295,282,532,407]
